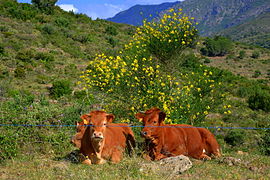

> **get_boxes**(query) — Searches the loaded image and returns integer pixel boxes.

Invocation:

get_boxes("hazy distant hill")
[107,1,179,26]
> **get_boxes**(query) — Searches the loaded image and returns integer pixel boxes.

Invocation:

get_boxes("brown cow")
[72,110,135,165]
[136,107,220,161]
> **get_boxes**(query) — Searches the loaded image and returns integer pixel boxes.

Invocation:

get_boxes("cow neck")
[151,123,164,145]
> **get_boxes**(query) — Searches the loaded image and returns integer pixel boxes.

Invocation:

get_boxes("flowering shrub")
[130,8,198,62]
[79,9,226,125]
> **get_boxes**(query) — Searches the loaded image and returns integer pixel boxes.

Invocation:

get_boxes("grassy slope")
[0,1,270,179]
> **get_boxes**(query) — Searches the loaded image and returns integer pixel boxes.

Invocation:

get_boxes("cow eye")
[103,123,107,126]
[153,121,157,124]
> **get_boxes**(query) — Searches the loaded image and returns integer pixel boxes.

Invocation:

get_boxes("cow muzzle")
[92,132,104,140]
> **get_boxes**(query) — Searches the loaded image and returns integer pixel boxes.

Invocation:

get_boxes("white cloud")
[58,4,78,13]
[84,4,126,20]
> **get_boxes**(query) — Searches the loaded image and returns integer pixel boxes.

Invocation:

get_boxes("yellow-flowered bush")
[79,9,226,125]
[129,8,198,62]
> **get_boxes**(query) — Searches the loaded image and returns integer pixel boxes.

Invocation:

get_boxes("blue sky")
[18,0,181,19]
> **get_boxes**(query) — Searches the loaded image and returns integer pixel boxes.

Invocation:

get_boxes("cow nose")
[93,132,103,138]
[141,131,147,136]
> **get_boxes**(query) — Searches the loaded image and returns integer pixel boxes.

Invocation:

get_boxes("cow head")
[135,108,166,139]
[71,120,87,148]
[80,111,115,142]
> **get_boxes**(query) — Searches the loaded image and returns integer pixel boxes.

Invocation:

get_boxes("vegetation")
[0,1,270,179]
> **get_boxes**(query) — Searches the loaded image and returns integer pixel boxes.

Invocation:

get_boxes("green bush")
[251,51,260,59]
[203,58,211,63]
[106,36,118,48]
[252,70,261,78]
[0,132,19,163]
[248,90,270,112]
[54,17,70,27]
[239,50,246,59]
[16,49,36,63]
[105,26,118,36]
[201,36,233,57]
[260,129,270,155]
[0,44,4,55]
[50,79,72,98]
[35,52,54,62]
[224,129,246,146]
[14,67,26,78]
[41,24,56,35]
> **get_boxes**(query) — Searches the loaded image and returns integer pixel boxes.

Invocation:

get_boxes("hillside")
[1,0,270,179]
[220,11,270,49]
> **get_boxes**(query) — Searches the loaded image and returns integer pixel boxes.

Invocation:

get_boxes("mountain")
[107,0,270,48]
[219,11,270,49]
[171,0,270,36]
[107,1,180,26]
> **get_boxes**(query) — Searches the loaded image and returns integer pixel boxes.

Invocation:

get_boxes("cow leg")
[197,152,211,160]
[111,150,122,163]
[81,158,92,165]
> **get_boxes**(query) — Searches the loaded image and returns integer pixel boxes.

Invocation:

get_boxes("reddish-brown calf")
[71,110,135,165]
[136,108,221,160]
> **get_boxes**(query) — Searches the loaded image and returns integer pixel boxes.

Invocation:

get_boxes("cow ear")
[106,114,115,123]
[80,114,91,124]
[135,112,145,122]
[158,111,166,123]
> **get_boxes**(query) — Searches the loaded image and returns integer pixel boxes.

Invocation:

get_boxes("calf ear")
[106,114,115,123]
[135,112,145,122]
[80,114,91,124]
[158,111,166,123]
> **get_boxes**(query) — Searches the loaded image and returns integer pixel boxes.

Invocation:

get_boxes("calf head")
[71,120,86,148]
[80,110,115,143]
[136,108,166,140]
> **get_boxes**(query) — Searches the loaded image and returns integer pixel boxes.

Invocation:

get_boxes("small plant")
[0,44,4,55]
[224,129,246,146]
[50,79,72,98]
[251,51,260,59]
[238,50,246,59]
[35,52,54,62]
[105,26,118,36]
[248,90,270,112]
[41,24,56,35]
[252,70,261,78]
[106,36,118,48]
[203,58,211,63]
[14,67,26,78]
[16,49,36,63]
[54,17,70,27]
[259,129,270,155]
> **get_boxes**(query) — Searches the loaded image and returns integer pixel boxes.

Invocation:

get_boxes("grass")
[1,151,269,179]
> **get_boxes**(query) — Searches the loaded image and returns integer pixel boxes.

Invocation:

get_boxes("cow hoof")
[98,159,107,164]
[82,159,92,165]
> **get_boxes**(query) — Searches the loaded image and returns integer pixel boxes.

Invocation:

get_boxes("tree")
[31,0,57,13]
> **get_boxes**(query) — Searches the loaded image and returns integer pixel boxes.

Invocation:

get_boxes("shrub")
[54,17,70,27]
[238,50,246,59]
[0,44,4,55]
[135,8,198,62]
[0,132,19,163]
[252,70,261,78]
[105,26,118,36]
[248,90,270,112]
[224,129,246,146]
[251,51,260,59]
[106,36,118,48]
[16,49,36,63]
[50,79,72,98]
[260,129,270,155]
[203,58,211,64]
[201,36,233,57]
[41,24,56,35]
[35,52,54,62]
[14,67,26,78]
